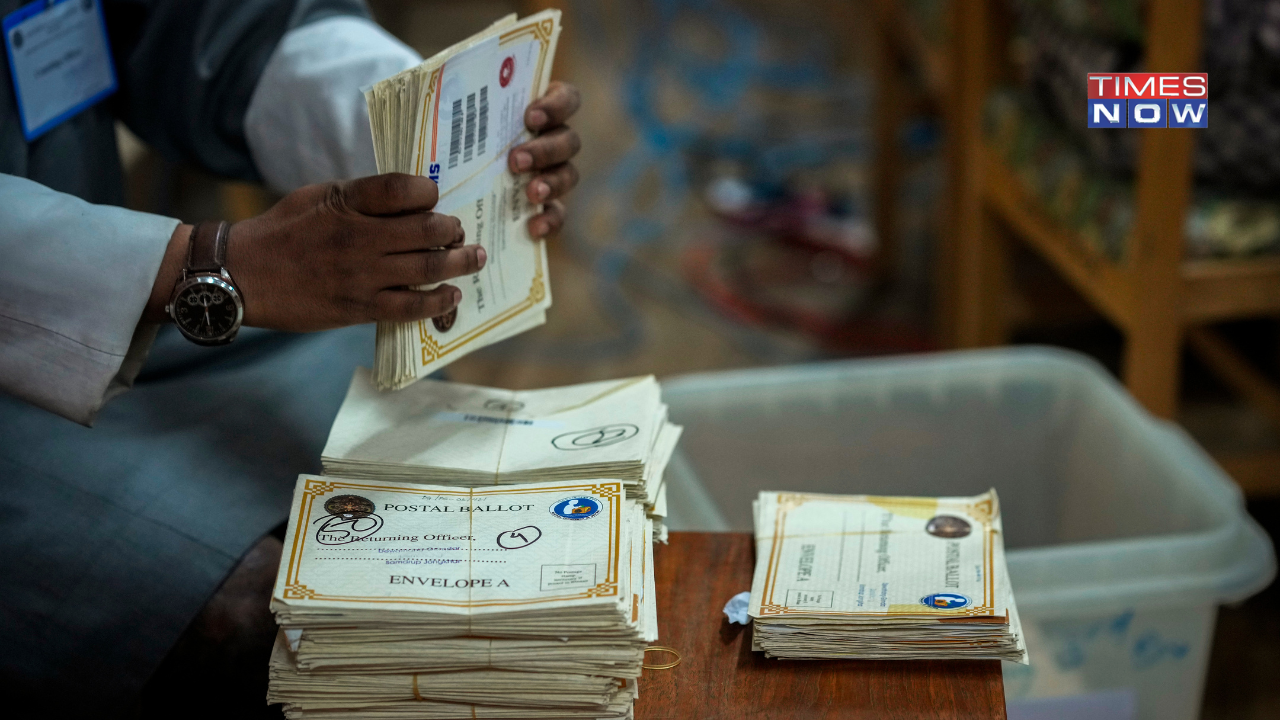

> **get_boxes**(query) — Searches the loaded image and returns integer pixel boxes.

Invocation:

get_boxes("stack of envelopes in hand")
[268,476,656,719]
[321,369,681,536]
[748,489,1028,662]
[364,10,561,391]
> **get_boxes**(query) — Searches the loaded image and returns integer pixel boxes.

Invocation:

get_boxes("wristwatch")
[166,221,244,346]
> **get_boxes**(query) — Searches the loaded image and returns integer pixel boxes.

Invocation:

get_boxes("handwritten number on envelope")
[497,525,542,549]
[551,424,640,451]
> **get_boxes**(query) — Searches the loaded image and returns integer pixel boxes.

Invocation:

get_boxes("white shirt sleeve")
[243,16,423,193]
[0,174,179,425]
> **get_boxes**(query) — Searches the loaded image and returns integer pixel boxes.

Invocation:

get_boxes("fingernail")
[528,109,547,129]
[532,181,549,200]
[452,287,462,305]
[476,246,487,267]
[514,151,533,171]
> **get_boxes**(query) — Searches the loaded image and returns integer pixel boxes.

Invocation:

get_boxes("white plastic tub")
[659,347,1275,720]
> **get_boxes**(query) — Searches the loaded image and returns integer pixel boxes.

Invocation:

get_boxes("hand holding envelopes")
[365,11,560,390]
[269,476,656,719]
[748,490,1027,662]
[321,369,681,535]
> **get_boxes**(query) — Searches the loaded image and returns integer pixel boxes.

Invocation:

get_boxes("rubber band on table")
[643,646,682,670]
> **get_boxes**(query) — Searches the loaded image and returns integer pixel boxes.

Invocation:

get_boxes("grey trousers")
[0,324,373,713]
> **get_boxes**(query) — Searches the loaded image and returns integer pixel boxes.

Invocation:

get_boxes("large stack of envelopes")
[269,476,656,718]
[748,489,1027,662]
[321,369,680,537]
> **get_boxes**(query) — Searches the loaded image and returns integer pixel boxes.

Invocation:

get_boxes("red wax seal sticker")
[499,56,515,88]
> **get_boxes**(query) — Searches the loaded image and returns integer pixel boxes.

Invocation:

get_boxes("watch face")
[173,277,242,342]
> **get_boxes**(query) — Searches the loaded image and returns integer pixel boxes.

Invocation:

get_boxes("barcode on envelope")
[448,86,491,170]
[478,86,488,156]
[448,99,463,169]
[464,92,477,163]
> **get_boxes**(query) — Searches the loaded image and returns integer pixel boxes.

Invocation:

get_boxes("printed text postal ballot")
[276,477,642,613]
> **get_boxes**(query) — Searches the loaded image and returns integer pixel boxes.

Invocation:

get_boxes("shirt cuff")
[244,16,422,193]
[0,174,178,426]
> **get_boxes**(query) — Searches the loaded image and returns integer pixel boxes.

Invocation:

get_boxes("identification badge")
[4,0,117,141]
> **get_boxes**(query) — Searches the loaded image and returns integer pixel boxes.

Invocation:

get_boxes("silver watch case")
[165,270,244,346]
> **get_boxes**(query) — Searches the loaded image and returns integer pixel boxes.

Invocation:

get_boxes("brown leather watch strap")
[186,220,230,273]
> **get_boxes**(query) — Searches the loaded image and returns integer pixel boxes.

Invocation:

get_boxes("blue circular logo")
[921,592,970,610]
[550,496,602,520]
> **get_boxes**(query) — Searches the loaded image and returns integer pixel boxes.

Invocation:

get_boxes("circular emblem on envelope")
[550,496,602,520]
[921,592,970,610]
[499,56,515,88]
[324,494,375,519]
[925,515,972,539]
[432,307,457,333]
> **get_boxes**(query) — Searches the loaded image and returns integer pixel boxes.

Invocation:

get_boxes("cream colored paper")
[365,11,561,390]
[273,476,636,616]
[748,489,1027,662]
[268,475,654,719]
[322,371,660,474]
[320,370,677,508]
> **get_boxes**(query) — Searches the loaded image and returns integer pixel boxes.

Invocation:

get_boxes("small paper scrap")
[723,590,751,624]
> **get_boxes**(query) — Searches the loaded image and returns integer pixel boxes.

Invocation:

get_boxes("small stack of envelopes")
[748,489,1027,662]
[322,369,680,538]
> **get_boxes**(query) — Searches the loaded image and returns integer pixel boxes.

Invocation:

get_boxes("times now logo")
[1087,73,1208,128]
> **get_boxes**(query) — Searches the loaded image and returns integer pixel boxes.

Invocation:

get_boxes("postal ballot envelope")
[366,12,561,390]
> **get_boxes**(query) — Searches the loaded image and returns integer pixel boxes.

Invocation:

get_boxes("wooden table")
[634,532,1007,720]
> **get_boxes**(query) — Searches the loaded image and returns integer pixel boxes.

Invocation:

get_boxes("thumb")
[335,173,440,216]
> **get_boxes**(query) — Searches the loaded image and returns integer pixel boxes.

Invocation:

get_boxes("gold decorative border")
[417,247,546,367]
[499,18,555,95]
[406,16,558,371]
[282,477,622,607]
[758,493,998,618]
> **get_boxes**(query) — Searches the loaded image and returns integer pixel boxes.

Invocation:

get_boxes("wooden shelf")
[982,146,1136,330]
[1184,257,1280,323]
[1213,452,1280,497]
[871,0,1280,493]
[985,145,1280,331]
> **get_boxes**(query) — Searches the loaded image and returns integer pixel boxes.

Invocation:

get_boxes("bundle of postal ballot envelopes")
[322,369,680,540]
[269,477,655,719]
[748,489,1027,663]
[268,368,679,718]
[365,10,560,391]
[267,11,680,719]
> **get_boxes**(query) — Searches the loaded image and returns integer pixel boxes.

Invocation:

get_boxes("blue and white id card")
[4,0,117,141]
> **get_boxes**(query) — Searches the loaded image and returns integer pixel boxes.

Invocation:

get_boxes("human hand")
[230,174,484,331]
[508,81,582,238]
[145,174,484,332]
